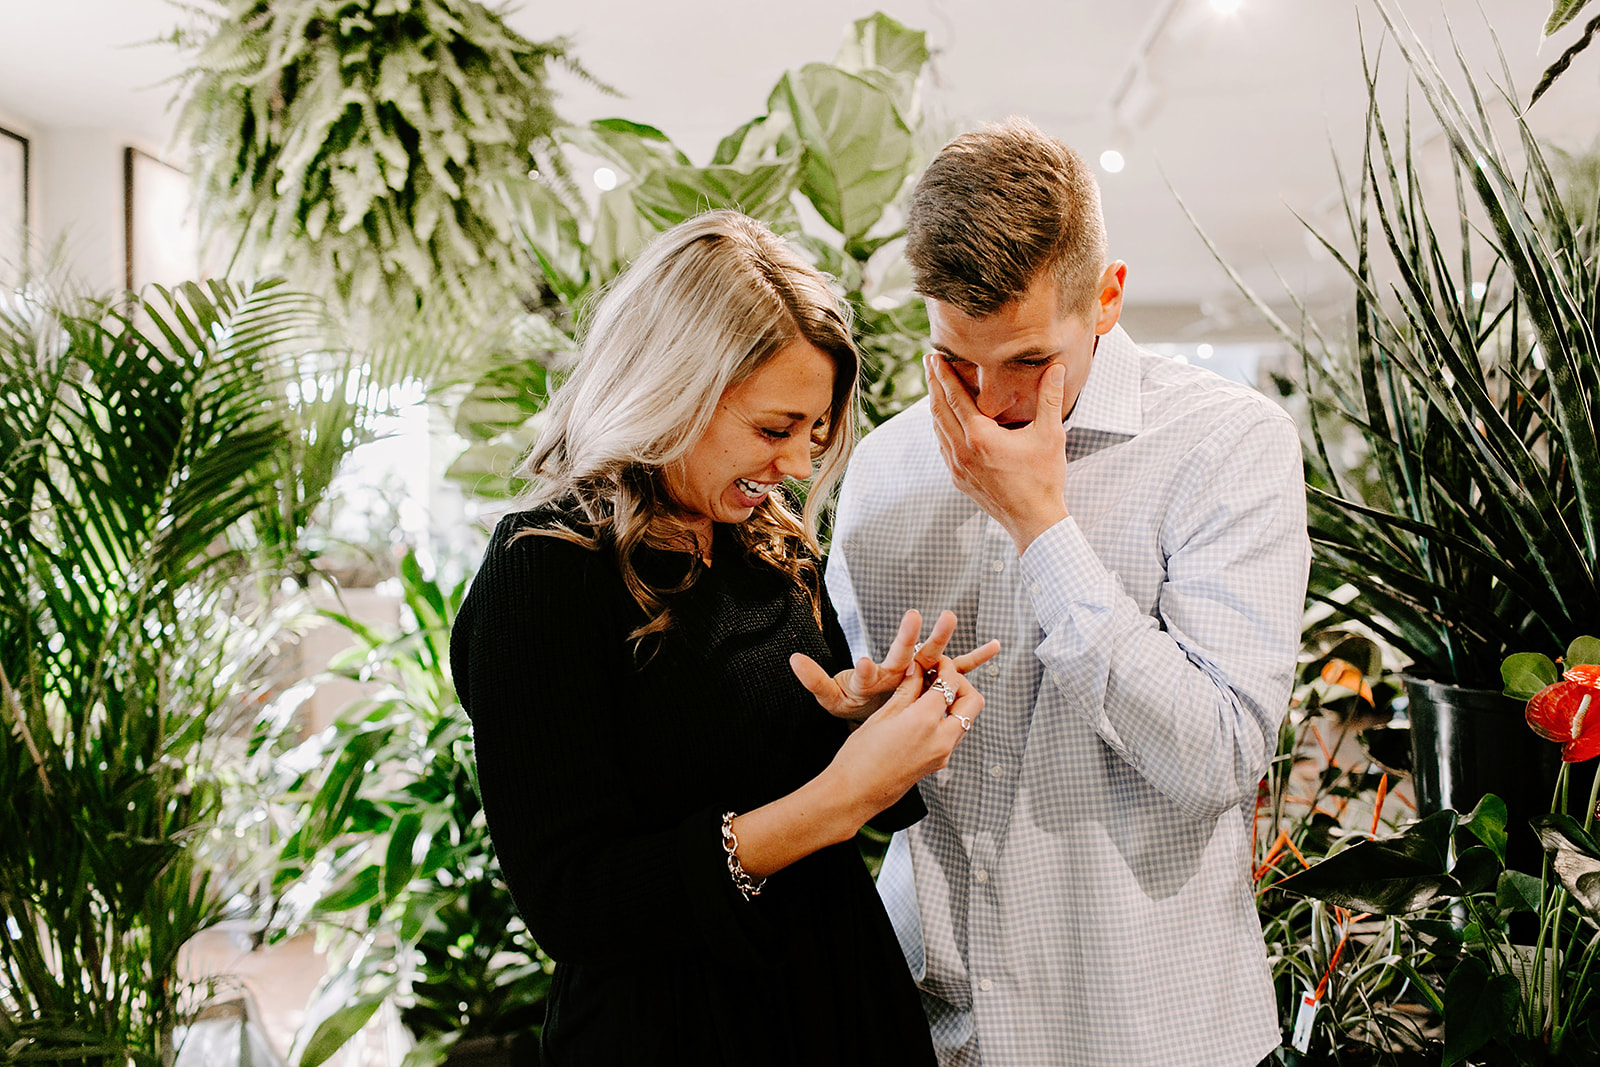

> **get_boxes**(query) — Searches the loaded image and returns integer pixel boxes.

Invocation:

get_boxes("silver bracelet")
[720,811,766,901]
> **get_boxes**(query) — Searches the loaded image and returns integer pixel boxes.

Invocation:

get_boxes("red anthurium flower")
[1564,662,1600,686]
[1525,678,1600,762]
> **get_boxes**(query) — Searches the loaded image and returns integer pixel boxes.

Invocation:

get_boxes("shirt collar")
[1064,324,1142,438]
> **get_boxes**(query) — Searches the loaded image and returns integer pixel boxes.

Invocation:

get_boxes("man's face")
[925,265,1125,427]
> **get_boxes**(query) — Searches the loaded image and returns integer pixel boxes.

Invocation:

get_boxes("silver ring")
[954,713,972,731]
[929,679,957,707]
[912,642,924,657]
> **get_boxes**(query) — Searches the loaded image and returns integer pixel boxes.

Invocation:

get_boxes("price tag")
[1291,992,1319,1053]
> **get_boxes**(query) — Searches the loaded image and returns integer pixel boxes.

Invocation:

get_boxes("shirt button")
[985,662,1000,677]
[990,558,1004,573]
[973,868,989,883]
[989,764,1005,779]
[1030,582,1042,596]
[978,978,994,992]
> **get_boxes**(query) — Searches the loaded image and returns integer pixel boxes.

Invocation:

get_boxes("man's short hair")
[905,117,1107,319]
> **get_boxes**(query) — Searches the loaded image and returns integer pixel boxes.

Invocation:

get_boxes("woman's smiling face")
[665,338,837,554]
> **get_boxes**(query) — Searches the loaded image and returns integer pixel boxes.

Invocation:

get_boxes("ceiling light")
[1197,343,1214,359]
[1470,281,1487,299]
[1211,0,1242,12]
[593,167,618,191]
[1099,149,1125,174]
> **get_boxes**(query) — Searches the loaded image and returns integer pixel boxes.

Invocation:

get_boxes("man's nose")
[973,371,1014,420]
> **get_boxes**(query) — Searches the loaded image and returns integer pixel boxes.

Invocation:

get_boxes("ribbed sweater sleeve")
[451,517,757,967]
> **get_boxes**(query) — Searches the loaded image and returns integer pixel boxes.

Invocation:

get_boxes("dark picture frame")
[124,146,204,291]
[0,126,28,279]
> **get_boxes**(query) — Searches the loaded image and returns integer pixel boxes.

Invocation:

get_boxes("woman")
[449,211,990,1065]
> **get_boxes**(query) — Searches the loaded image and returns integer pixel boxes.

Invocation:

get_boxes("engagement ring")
[929,679,957,707]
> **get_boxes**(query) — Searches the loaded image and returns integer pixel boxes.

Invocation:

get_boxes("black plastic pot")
[1405,677,1597,874]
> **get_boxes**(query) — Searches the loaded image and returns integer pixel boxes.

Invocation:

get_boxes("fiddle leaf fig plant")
[452,12,939,500]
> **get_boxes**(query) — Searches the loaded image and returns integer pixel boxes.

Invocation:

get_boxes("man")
[826,118,1310,1065]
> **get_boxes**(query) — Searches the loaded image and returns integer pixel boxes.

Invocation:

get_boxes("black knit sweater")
[450,506,935,1066]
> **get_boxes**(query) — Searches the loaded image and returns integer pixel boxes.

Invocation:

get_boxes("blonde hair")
[518,210,859,645]
[906,116,1108,318]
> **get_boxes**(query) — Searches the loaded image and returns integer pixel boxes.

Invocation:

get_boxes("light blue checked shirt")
[828,326,1309,1066]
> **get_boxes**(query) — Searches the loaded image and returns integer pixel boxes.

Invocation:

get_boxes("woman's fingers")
[909,610,958,675]
[952,639,1002,674]
[878,656,927,717]
[789,652,842,710]
[911,658,981,732]
[878,609,923,676]
[939,660,983,739]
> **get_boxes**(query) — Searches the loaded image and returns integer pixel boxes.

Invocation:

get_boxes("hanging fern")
[174,0,603,319]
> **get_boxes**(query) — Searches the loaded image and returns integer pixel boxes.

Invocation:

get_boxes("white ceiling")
[1,0,1596,339]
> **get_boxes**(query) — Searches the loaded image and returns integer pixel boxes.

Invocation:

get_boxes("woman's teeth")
[737,478,775,499]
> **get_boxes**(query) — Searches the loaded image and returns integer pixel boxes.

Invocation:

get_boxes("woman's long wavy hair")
[517,210,860,646]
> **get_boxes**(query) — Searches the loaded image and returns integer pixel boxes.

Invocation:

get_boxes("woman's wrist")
[728,771,866,880]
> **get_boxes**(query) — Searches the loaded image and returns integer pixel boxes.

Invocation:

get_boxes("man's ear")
[1092,261,1127,337]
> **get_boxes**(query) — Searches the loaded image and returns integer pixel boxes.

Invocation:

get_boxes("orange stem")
[1370,773,1389,836]
[1311,723,1336,767]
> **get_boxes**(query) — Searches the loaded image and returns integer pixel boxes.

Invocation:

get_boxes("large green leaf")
[1274,810,1462,914]
[1502,652,1560,699]
[1566,635,1600,667]
[589,185,666,285]
[834,12,929,77]
[1531,813,1600,919]
[299,997,384,1067]
[629,158,801,233]
[562,118,690,179]
[1458,793,1509,866]
[832,13,929,120]
[1441,957,1518,1066]
[710,113,794,169]
[1495,869,1544,913]
[768,64,914,243]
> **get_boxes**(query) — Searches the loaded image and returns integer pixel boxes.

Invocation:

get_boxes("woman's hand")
[789,608,1000,724]
[822,654,984,821]
[728,656,983,880]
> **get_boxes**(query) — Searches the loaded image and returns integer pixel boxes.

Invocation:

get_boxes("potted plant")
[0,278,348,1060]
[172,0,600,331]
[262,553,546,1067]
[1253,629,1442,1063]
[1265,636,1600,1064]
[1187,0,1600,860]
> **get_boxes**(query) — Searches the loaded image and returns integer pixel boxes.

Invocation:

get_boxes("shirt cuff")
[1017,516,1117,633]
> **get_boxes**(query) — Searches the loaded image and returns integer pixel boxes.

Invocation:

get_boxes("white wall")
[34,128,123,292]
